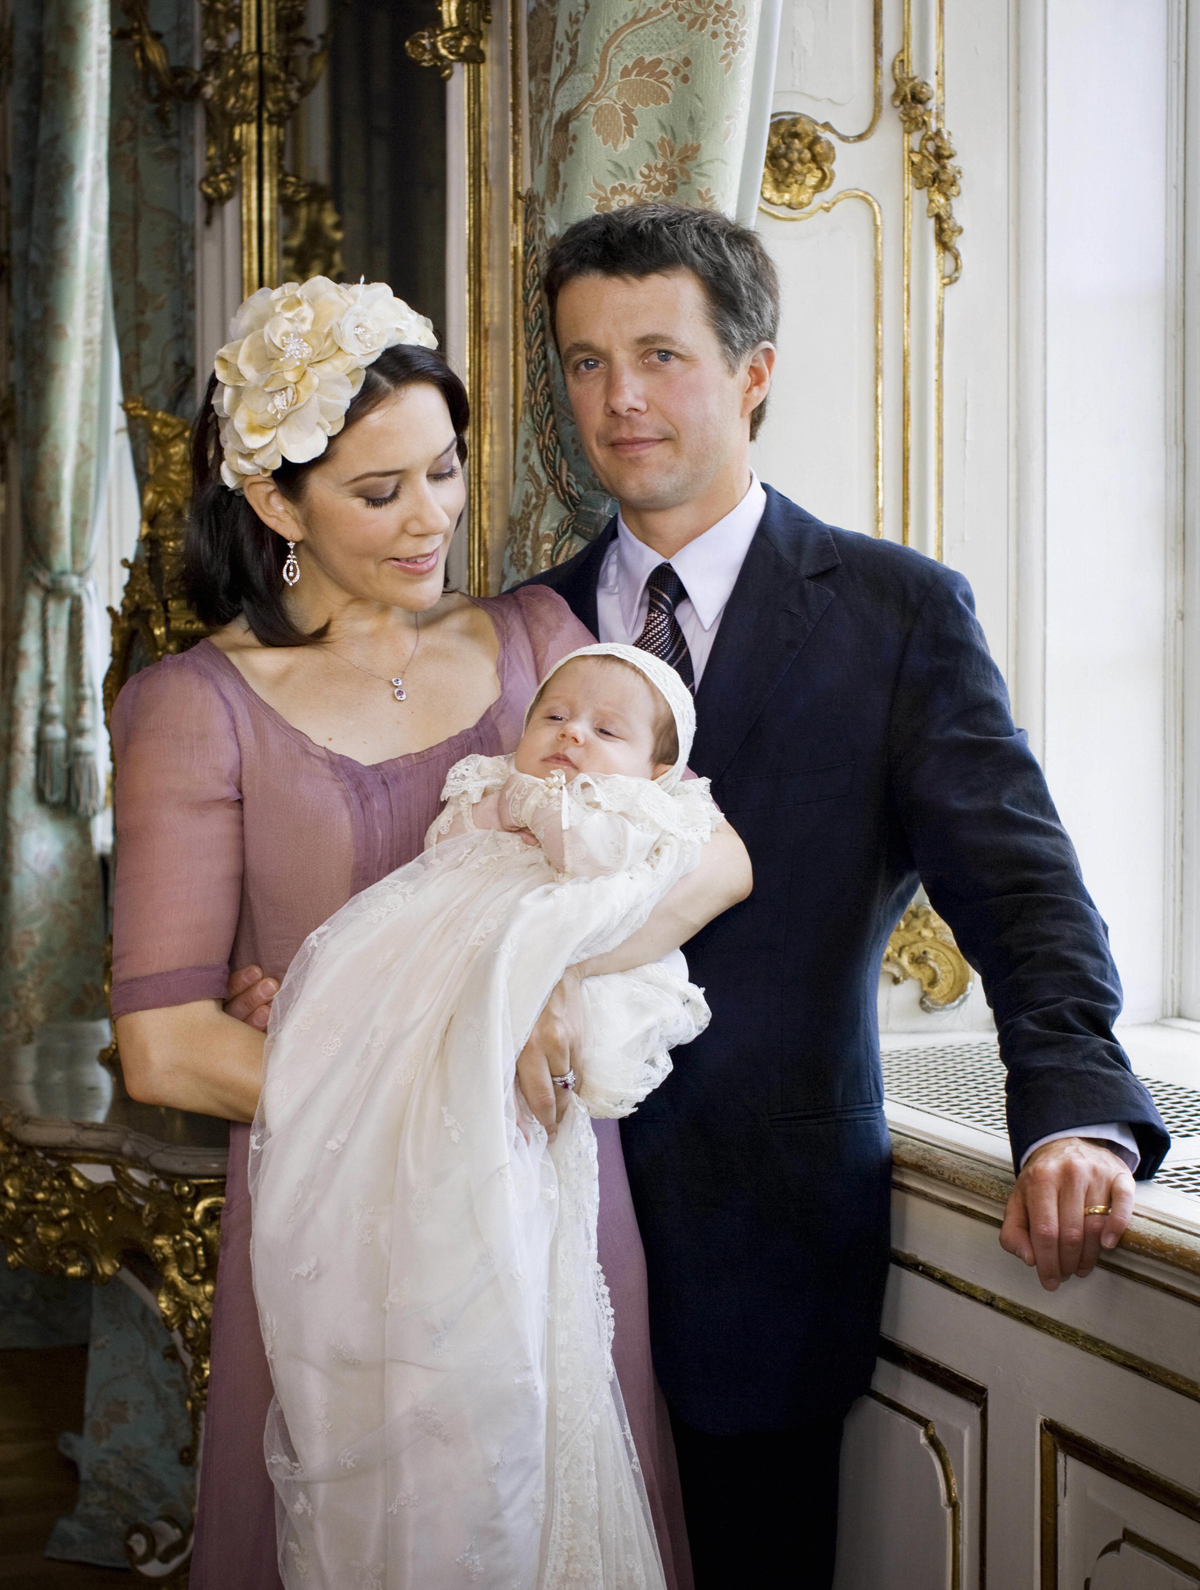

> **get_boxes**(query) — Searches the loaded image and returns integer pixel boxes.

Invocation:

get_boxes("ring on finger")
[1083,1204,1111,1217]
[552,1069,576,1091]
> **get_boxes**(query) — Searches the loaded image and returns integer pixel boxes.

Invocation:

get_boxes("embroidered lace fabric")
[248,758,720,1588]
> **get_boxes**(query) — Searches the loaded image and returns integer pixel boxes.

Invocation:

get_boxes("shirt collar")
[608,473,767,635]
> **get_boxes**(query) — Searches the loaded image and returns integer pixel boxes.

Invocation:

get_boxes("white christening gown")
[248,754,720,1590]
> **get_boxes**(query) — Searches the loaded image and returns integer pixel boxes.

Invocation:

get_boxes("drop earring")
[282,541,301,587]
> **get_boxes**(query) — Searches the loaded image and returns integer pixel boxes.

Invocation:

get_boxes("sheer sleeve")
[110,653,244,1017]
[509,584,595,679]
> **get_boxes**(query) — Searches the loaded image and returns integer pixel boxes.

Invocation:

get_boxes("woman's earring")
[282,541,301,588]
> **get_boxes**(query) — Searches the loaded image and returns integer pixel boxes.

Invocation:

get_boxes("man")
[522,203,1168,1588]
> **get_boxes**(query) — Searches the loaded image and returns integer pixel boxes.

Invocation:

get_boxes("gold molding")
[893,0,962,560]
[879,1335,989,1409]
[760,115,836,212]
[867,1388,962,1590]
[1040,1420,1200,1586]
[878,1336,987,1587]
[883,901,974,1011]
[892,1248,1200,1406]
[408,1,494,594]
[808,0,883,145]
[0,1126,223,1465]
[406,0,492,79]
[241,0,350,295]
[758,188,883,540]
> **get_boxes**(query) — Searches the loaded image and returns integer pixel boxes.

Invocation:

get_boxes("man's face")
[554,268,760,516]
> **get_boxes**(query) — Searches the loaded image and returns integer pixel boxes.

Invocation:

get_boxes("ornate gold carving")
[117,0,348,293]
[406,0,493,79]
[104,401,206,728]
[760,115,836,213]
[116,0,259,217]
[280,174,345,282]
[891,53,962,288]
[0,1125,224,1464]
[883,902,973,1011]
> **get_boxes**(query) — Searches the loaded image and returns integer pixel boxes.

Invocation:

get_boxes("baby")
[462,648,680,861]
[249,645,722,1590]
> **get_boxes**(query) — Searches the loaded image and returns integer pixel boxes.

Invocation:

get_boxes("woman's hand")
[224,965,278,1031]
[516,966,583,1139]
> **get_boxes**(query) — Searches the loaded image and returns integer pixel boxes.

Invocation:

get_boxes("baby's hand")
[475,786,540,846]
[470,790,507,832]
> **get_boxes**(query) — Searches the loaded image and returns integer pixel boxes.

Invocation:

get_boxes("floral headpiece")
[212,277,438,489]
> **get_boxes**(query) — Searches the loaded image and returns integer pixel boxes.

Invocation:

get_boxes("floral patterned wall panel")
[505,0,769,582]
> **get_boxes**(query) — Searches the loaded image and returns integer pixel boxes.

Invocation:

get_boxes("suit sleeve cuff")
[1019,1122,1140,1174]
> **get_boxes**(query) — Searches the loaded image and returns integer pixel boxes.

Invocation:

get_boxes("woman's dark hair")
[184,343,469,646]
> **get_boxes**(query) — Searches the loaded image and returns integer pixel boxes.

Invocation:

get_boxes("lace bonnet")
[526,643,696,791]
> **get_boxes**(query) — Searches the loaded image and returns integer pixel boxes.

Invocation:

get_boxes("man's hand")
[1000,1136,1136,1291]
[516,967,583,1140]
[223,965,278,1031]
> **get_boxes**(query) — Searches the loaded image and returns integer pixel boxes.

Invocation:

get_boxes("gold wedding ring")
[1083,1205,1112,1217]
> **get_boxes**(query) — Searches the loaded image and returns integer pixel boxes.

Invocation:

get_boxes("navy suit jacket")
[525,486,1169,1432]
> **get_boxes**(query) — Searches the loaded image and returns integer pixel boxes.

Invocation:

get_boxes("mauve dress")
[110,585,691,1590]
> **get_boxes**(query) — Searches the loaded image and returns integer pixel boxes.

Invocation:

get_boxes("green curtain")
[505,0,771,583]
[0,0,113,1037]
[109,0,196,429]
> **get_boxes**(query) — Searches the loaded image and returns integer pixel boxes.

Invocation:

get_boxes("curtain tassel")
[36,586,68,805]
[36,698,68,806]
[67,716,100,819]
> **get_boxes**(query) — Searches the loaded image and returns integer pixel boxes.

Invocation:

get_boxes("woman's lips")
[387,549,440,574]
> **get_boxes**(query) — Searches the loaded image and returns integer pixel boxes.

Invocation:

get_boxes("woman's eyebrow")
[343,438,457,486]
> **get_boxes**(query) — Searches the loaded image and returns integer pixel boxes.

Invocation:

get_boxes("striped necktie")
[635,563,695,692]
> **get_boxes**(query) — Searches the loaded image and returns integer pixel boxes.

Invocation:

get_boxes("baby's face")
[516,659,668,782]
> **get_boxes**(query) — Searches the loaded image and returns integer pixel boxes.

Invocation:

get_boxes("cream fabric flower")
[213,277,438,489]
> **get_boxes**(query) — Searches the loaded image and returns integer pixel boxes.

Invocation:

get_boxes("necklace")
[324,613,420,703]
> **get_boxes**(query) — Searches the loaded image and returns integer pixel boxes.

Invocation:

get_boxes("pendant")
[391,677,407,703]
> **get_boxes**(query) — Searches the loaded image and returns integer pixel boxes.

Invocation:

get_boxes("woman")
[110,278,750,1589]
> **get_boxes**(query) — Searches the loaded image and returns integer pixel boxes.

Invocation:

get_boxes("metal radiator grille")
[882,1041,1009,1135]
[882,1040,1200,1141]
[1154,1163,1200,1196]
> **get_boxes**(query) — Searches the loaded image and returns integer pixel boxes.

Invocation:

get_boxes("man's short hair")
[542,202,780,439]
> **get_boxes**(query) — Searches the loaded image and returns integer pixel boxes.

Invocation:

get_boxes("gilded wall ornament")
[883,902,974,1012]
[406,0,493,78]
[760,114,836,212]
[0,1125,224,1465]
[118,0,349,286]
[116,0,258,217]
[104,401,206,729]
[891,54,963,286]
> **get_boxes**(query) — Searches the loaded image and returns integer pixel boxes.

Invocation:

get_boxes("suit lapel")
[545,523,615,636]
[691,489,841,783]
